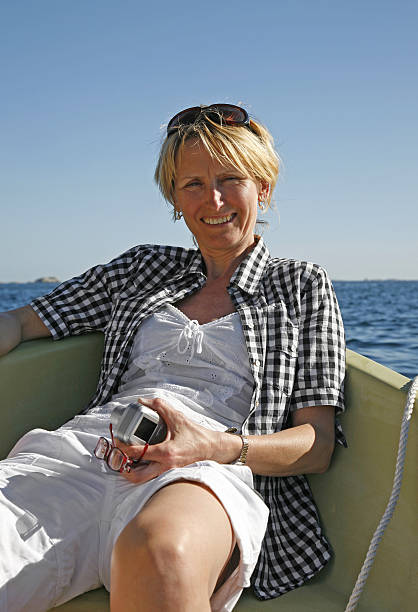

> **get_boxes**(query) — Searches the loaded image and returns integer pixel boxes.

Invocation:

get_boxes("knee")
[112,519,192,584]
[111,520,211,611]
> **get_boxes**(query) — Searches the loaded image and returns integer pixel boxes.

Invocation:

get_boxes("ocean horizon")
[1,280,417,380]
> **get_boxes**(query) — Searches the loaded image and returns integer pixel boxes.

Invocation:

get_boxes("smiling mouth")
[201,213,236,225]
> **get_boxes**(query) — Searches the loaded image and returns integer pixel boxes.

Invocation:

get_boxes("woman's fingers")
[113,438,148,460]
[122,461,162,484]
[115,396,222,483]
[137,396,178,431]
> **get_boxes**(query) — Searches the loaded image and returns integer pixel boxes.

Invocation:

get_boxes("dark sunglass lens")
[167,104,248,134]
[207,105,247,125]
[169,108,200,129]
[225,110,245,124]
[204,110,221,123]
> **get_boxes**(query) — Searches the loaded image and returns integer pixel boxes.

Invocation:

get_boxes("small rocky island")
[34,277,60,283]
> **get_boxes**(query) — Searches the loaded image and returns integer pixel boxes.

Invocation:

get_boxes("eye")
[223,176,244,183]
[184,180,202,189]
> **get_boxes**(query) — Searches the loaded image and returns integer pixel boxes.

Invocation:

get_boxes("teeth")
[203,214,234,225]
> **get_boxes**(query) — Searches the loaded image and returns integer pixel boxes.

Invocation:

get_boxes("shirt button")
[254,359,260,366]
[255,400,260,407]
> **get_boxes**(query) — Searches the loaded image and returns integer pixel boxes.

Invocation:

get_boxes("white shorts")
[0,415,269,612]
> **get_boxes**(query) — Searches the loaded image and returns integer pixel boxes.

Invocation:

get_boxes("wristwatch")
[225,428,249,466]
[236,434,249,466]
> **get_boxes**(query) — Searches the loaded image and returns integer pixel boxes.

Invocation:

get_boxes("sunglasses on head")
[167,104,250,135]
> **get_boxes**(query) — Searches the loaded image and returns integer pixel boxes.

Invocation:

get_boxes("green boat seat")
[56,578,345,611]
[1,334,416,611]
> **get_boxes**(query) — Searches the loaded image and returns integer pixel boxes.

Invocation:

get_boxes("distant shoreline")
[332,279,418,282]
[0,278,60,285]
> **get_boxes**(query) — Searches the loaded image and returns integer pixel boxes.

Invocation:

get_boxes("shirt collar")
[181,235,270,294]
[229,236,270,294]
[184,249,205,278]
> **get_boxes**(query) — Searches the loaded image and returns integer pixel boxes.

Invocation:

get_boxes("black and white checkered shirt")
[31,236,346,600]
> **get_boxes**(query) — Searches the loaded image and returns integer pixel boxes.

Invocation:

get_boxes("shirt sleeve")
[30,247,140,339]
[290,265,346,415]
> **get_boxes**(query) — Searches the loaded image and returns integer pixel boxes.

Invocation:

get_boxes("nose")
[207,185,224,210]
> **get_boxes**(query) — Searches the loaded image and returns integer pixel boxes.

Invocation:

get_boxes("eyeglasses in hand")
[94,423,134,473]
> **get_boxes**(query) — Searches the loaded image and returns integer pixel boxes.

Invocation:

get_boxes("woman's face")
[174,139,266,258]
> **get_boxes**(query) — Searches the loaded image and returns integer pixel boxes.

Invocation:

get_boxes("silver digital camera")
[111,402,167,445]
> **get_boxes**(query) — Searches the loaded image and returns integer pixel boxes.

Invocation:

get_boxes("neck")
[200,238,257,283]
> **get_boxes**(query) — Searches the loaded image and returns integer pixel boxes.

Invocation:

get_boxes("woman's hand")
[114,397,241,485]
[0,306,51,357]
[114,398,336,484]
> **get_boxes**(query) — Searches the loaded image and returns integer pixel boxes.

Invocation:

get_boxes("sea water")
[333,280,417,380]
[0,280,417,379]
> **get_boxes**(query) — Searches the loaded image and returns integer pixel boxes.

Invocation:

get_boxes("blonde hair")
[154,110,280,213]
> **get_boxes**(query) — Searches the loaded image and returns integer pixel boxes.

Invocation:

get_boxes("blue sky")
[1,0,417,282]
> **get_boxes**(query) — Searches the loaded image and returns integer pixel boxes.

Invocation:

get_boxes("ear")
[258,181,270,202]
[173,207,183,221]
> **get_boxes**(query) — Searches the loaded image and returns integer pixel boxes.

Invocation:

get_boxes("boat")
[1,333,416,611]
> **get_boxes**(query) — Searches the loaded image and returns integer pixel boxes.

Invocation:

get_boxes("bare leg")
[110,481,236,612]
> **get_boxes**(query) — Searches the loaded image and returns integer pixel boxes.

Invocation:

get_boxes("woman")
[0,104,345,612]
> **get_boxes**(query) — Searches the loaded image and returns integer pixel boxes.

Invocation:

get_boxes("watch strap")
[236,434,249,466]
[224,428,249,465]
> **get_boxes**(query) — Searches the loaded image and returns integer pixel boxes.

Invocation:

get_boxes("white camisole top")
[93,304,254,432]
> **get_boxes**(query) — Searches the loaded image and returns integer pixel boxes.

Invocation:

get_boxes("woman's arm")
[116,398,336,484]
[0,306,51,357]
[215,405,336,476]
